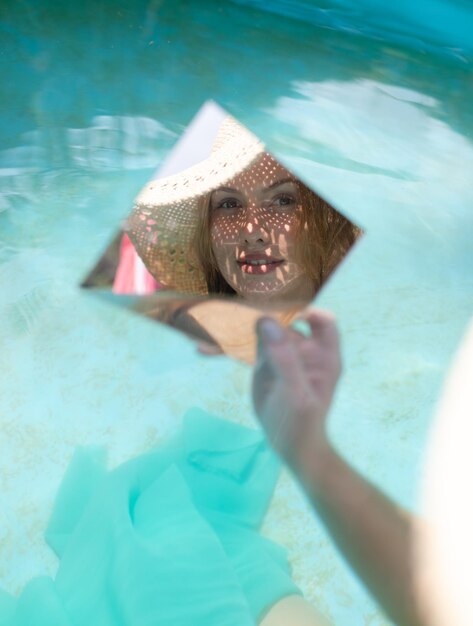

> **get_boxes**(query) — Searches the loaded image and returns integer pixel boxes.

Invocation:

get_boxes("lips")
[237,254,284,275]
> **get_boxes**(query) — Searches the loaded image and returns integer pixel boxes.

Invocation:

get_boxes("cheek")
[209,225,221,262]
[210,215,239,247]
[270,213,300,249]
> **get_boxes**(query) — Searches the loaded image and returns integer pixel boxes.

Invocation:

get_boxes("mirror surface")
[82,102,362,362]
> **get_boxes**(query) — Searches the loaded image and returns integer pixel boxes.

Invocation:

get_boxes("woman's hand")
[254,312,425,626]
[252,310,341,474]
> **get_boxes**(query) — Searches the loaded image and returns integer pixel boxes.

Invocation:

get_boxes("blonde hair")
[193,180,361,296]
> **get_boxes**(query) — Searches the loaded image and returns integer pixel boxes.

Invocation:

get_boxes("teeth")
[243,260,274,266]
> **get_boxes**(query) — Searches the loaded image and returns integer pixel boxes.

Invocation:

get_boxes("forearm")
[296,442,425,626]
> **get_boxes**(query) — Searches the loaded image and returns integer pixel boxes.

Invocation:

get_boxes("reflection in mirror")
[82,102,363,362]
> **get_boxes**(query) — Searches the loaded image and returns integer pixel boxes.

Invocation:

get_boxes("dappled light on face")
[208,153,315,303]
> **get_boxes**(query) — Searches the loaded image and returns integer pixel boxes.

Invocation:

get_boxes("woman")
[127,117,360,361]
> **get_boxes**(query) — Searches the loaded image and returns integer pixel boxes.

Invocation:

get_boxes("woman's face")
[209,154,315,303]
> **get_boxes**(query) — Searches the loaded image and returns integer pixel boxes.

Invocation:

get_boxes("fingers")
[256,317,305,388]
[256,312,341,384]
[300,309,340,351]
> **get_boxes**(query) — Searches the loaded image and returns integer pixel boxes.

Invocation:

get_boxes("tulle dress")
[0,408,300,626]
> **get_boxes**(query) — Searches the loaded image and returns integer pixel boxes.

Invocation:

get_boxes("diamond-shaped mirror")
[82,102,363,363]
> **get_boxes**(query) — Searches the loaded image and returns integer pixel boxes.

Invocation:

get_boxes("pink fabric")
[113,234,160,295]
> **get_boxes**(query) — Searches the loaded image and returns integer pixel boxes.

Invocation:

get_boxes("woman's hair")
[193,180,361,296]
[194,194,238,295]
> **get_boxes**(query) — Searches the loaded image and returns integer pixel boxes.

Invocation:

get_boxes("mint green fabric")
[1,409,300,626]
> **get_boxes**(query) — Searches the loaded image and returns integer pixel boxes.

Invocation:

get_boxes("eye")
[272,194,296,207]
[214,197,242,210]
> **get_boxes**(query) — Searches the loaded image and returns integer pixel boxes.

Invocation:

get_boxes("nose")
[239,202,269,244]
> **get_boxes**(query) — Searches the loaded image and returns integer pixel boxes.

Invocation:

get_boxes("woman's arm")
[252,313,425,626]
[298,438,422,626]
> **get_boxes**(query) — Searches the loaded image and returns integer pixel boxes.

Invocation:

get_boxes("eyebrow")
[212,186,241,195]
[212,177,297,195]
[264,177,297,190]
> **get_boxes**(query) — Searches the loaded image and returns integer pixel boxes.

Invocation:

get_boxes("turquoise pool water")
[1,1,472,624]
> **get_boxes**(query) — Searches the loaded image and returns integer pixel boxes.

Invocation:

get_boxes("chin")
[238,287,287,304]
